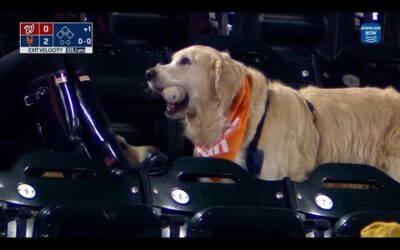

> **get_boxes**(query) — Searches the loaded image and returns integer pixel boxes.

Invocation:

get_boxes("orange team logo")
[26,36,34,46]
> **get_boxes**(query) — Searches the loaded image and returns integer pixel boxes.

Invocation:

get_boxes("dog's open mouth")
[166,95,189,115]
[160,86,189,116]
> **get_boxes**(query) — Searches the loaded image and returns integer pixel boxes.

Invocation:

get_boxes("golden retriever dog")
[139,45,400,183]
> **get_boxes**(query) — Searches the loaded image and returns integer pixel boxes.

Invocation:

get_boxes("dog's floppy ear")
[213,52,245,107]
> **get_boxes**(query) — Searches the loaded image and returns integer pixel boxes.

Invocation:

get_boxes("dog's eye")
[179,57,191,65]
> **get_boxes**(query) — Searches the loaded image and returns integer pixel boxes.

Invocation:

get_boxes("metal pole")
[217,12,229,35]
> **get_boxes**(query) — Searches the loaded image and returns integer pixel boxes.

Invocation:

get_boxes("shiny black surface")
[29,71,83,151]
[150,159,400,224]
[150,157,291,215]
[295,163,400,219]
[73,71,136,175]
[0,152,144,208]
[187,206,305,237]
[34,202,161,238]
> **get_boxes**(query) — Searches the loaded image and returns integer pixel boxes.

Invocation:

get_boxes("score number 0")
[78,38,92,45]
[42,25,50,45]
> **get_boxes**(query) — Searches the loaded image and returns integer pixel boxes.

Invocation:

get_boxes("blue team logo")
[361,23,381,44]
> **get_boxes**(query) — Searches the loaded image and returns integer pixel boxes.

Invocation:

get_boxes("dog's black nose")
[145,68,157,81]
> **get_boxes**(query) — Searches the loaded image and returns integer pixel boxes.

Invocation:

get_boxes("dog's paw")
[116,135,129,148]
[116,135,159,164]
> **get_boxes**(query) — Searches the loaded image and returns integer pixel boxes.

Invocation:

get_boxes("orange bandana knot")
[194,75,251,164]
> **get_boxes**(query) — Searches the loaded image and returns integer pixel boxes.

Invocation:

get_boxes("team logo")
[26,36,34,46]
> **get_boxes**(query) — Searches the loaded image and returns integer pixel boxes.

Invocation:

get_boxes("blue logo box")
[54,23,92,47]
[20,35,39,47]
[361,23,381,44]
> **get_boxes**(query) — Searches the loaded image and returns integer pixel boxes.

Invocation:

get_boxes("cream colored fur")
[144,45,400,183]
[117,135,155,164]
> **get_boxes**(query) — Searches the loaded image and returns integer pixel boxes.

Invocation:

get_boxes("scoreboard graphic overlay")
[20,22,93,54]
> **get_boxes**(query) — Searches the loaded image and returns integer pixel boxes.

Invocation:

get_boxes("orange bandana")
[194,76,251,163]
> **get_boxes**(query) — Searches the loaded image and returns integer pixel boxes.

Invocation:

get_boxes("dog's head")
[146,45,245,119]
